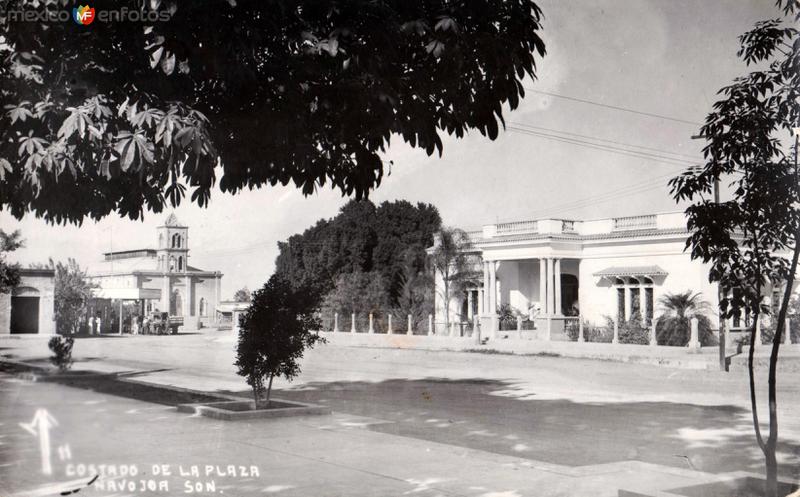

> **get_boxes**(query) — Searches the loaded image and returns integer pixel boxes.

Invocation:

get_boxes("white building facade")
[435,211,796,338]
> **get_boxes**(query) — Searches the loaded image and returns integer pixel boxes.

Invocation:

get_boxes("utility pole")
[692,134,726,371]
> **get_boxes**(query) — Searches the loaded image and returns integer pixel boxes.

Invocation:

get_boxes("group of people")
[78,311,171,335]
[124,313,170,335]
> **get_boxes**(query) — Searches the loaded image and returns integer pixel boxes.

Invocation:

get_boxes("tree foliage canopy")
[671,1,800,317]
[1,0,545,224]
[275,199,441,302]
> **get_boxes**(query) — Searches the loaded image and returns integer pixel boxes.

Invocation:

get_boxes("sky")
[0,0,778,297]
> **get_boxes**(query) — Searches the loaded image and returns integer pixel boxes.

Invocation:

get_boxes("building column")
[639,283,647,325]
[477,289,484,318]
[482,261,490,314]
[161,275,170,313]
[214,274,221,319]
[184,275,193,317]
[624,285,632,322]
[488,260,497,315]
[554,258,562,316]
[539,258,547,315]
[547,258,555,315]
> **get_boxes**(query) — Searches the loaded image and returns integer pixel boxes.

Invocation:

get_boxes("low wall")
[318,330,730,369]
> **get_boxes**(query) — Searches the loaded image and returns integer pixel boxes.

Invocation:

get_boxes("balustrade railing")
[612,214,656,231]
[496,220,538,235]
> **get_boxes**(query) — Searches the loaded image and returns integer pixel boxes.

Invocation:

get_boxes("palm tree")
[430,228,477,332]
[655,291,715,346]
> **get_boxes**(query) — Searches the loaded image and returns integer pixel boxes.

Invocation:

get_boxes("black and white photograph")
[0,1,799,496]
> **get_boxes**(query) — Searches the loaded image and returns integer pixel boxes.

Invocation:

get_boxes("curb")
[176,399,331,421]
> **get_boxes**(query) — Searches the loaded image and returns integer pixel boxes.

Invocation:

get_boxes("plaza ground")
[1,330,798,496]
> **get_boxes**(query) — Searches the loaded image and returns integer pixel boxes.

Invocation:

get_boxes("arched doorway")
[561,274,579,316]
[170,289,183,316]
[10,286,40,334]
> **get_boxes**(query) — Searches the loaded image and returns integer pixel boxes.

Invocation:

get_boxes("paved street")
[1,331,799,496]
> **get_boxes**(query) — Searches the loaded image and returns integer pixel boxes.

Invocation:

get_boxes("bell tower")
[156,213,189,273]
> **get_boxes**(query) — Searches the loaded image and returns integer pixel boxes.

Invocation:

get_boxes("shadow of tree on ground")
[226,377,799,479]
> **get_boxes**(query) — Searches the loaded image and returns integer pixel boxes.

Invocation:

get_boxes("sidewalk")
[313,331,800,371]
[0,374,771,497]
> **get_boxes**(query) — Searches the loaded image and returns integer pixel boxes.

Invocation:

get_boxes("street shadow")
[224,377,800,480]
[41,372,224,406]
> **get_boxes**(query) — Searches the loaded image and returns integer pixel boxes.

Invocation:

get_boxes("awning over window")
[593,265,668,279]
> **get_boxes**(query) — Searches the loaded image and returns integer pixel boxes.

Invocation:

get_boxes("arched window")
[178,256,184,271]
[171,233,182,248]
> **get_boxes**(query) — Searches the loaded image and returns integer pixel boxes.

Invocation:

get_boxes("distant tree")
[275,199,441,300]
[669,1,800,493]
[655,291,715,346]
[0,230,23,294]
[1,0,545,223]
[235,275,324,407]
[429,228,476,331]
[55,259,96,335]
[32,258,97,335]
[233,287,251,303]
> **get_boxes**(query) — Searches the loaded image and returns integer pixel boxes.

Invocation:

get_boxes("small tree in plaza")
[670,2,800,493]
[235,275,324,407]
[48,335,74,372]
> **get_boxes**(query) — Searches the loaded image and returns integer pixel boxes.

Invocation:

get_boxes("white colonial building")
[87,214,222,331]
[434,210,796,338]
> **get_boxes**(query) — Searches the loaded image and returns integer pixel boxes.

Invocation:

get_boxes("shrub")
[48,336,74,372]
[655,291,717,346]
[497,303,519,331]
[618,318,650,345]
[565,319,581,341]
[566,318,614,343]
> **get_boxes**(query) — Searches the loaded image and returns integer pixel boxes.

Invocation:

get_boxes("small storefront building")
[0,268,56,335]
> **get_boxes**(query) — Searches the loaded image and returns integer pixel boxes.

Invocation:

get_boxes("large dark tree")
[0,0,545,224]
[275,199,441,300]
